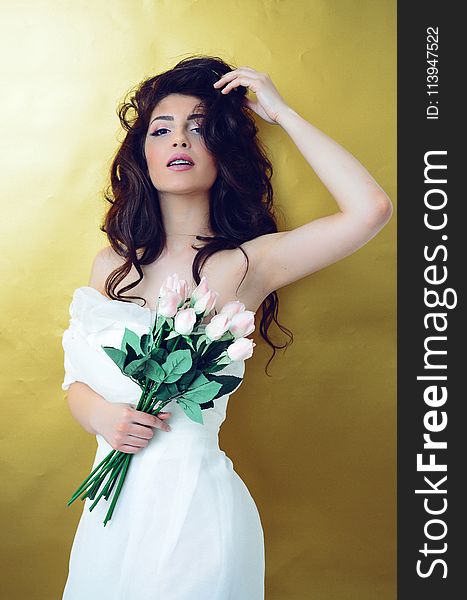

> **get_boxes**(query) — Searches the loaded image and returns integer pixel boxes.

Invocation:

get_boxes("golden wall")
[0,1,396,598]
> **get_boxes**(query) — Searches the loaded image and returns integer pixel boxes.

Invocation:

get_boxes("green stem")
[152,316,166,345]
[103,454,132,526]
[67,450,118,505]
[85,453,126,500]
[88,454,129,511]
[141,381,162,412]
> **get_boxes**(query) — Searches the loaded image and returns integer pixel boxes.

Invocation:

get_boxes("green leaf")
[124,343,138,366]
[183,336,195,351]
[150,347,167,363]
[121,328,143,356]
[201,358,231,374]
[196,334,209,352]
[140,332,154,354]
[197,339,232,368]
[188,372,210,389]
[177,398,204,424]
[145,359,166,383]
[123,355,150,377]
[181,380,222,404]
[101,347,127,371]
[166,382,179,396]
[204,374,242,400]
[165,330,180,340]
[163,349,193,383]
[154,384,172,402]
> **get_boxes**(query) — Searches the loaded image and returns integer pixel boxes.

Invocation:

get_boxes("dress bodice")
[61,286,246,449]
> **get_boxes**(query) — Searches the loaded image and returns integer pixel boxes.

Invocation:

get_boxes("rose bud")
[229,310,255,338]
[227,337,256,361]
[174,307,197,335]
[176,279,190,305]
[160,273,181,295]
[157,289,181,318]
[191,276,210,303]
[219,300,245,319]
[194,290,218,315]
[205,313,231,341]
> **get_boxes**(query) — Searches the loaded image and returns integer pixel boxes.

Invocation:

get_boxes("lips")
[166,153,195,167]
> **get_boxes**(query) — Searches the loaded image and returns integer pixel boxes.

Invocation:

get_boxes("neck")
[158,190,213,253]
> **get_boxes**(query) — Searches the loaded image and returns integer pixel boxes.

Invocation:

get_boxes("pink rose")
[176,279,190,304]
[205,313,230,341]
[157,289,180,318]
[219,300,245,319]
[159,273,190,309]
[174,307,196,335]
[193,290,219,315]
[229,310,255,338]
[191,276,210,303]
[227,337,256,361]
[160,273,181,294]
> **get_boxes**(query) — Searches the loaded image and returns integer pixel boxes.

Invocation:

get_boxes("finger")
[128,423,157,439]
[150,415,172,432]
[219,77,242,93]
[214,70,250,89]
[120,445,140,454]
[125,434,147,448]
[132,409,166,429]
[118,436,149,453]
[213,69,239,87]
[214,66,257,86]
[158,412,172,419]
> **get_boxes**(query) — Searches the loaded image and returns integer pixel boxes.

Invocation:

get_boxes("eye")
[150,128,168,137]
[149,126,202,137]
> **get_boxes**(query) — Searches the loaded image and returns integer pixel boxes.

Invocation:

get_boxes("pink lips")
[167,163,194,171]
[166,152,195,171]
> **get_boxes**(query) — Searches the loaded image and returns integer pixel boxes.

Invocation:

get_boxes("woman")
[61,56,392,599]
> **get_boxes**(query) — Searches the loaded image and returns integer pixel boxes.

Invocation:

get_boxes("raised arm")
[213,67,393,296]
[246,105,392,295]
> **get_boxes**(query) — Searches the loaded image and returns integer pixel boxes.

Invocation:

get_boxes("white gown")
[60,286,265,599]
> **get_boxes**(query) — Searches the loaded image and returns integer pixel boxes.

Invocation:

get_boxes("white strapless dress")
[60,286,265,600]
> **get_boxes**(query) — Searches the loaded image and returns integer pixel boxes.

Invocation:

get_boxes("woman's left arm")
[214,68,393,295]
[275,104,393,220]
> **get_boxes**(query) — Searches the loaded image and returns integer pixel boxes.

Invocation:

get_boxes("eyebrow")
[150,113,206,125]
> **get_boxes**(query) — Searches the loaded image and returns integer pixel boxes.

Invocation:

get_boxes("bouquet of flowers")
[67,273,256,526]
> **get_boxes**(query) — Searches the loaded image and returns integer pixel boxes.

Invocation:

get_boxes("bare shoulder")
[233,200,392,297]
[87,246,125,293]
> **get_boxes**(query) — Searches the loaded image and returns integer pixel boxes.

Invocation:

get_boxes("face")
[144,94,218,194]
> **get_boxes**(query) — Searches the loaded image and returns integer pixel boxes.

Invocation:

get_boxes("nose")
[173,139,188,148]
[172,129,190,148]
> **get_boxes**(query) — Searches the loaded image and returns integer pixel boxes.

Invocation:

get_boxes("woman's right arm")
[66,382,172,454]
[65,247,173,452]
[66,381,110,435]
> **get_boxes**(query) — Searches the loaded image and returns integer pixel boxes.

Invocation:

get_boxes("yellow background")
[0,1,396,598]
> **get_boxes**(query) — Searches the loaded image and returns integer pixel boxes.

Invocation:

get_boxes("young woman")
[61,55,392,599]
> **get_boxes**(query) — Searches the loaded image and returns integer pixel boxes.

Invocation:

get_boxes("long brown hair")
[101,54,293,375]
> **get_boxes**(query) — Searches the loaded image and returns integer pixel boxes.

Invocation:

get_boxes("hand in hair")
[213,66,289,125]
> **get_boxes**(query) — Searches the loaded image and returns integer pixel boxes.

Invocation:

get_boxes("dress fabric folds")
[61,286,265,600]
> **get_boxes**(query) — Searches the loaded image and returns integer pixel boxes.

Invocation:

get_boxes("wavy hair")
[100,54,293,375]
